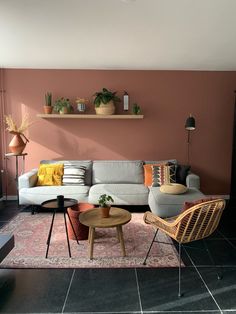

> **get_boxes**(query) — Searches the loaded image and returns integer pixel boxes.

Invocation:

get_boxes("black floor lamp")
[185,114,196,165]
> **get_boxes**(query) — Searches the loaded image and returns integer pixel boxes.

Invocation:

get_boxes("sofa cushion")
[143,163,165,187]
[151,164,176,187]
[19,185,90,205]
[63,163,86,186]
[145,159,177,165]
[148,187,204,217]
[92,160,144,184]
[89,183,149,205]
[181,197,215,213]
[37,164,64,186]
[40,160,92,185]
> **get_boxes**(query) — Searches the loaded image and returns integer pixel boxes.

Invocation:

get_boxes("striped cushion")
[63,163,86,186]
[151,165,176,187]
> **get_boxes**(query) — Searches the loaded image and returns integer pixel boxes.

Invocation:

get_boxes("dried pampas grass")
[5,114,33,134]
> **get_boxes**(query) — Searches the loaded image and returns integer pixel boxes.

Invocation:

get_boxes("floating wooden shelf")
[37,114,144,119]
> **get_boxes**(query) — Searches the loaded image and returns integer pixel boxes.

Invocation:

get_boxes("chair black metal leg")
[203,239,223,280]
[64,211,71,258]
[45,210,56,258]
[178,242,183,297]
[143,229,159,265]
[66,210,79,245]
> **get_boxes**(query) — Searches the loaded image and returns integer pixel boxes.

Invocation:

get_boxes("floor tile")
[137,268,219,312]
[198,267,236,311]
[0,269,73,313]
[183,238,236,266]
[64,268,140,313]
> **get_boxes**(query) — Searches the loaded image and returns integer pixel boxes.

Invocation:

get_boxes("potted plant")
[98,194,114,218]
[53,97,73,114]
[5,114,32,154]
[93,88,121,115]
[44,92,53,114]
[132,103,141,115]
[75,97,88,113]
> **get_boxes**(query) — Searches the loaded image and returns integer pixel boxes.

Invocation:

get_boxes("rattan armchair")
[143,198,226,297]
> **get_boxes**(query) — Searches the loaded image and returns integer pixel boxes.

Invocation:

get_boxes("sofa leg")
[31,205,37,215]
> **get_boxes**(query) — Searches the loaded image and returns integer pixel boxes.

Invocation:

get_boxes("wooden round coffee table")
[79,207,131,259]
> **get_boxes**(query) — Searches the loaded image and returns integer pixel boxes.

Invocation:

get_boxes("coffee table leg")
[64,212,71,258]
[89,227,95,260]
[117,225,126,257]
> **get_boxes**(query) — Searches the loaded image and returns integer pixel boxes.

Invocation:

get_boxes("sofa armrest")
[186,173,200,189]
[18,169,38,189]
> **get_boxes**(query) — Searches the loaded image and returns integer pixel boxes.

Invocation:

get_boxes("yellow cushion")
[37,164,64,186]
[160,183,187,194]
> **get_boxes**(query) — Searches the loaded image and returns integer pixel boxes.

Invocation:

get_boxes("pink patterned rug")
[0,212,182,268]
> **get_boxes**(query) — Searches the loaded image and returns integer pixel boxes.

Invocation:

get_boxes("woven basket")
[95,101,115,115]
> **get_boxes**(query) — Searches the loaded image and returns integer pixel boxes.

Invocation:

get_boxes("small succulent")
[45,92,52,106]
[132,103,141,115]
[94,88,121,108]
[98,194,114,208]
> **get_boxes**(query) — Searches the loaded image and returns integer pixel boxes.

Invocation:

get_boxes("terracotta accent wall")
[2,69,236,195]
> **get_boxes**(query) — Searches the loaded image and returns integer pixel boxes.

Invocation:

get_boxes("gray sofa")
[19,159,204,217]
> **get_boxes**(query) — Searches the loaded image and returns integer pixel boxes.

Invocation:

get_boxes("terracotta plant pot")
[67,203,95,240]
[43,105,53,114]
[100,206,111,218]
[95,101,115,115]
[9,133,26,154]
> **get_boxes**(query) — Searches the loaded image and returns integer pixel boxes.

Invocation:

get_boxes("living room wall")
[1,69,236,196]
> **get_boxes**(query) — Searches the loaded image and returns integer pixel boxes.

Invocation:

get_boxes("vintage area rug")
[0,212,182,268]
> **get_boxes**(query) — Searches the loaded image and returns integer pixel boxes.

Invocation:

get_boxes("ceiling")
[1,0,236,70]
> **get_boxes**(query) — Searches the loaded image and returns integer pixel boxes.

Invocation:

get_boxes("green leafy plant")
[98,194,114,208]
[45,92,52,106]
[94,88,121,108]
[132,103,141,115]
[53,97,73,113]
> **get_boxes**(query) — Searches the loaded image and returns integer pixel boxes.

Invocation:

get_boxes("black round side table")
[41,196,79,258]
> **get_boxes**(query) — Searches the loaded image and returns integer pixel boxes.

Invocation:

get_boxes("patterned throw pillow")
[151,164,176,187]
[143,163,165,186]
[63,163,86,186]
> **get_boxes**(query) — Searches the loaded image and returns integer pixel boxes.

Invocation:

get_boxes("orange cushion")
[143,163,165,186]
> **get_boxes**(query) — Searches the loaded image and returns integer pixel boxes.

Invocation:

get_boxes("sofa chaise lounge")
[19,159,204,217]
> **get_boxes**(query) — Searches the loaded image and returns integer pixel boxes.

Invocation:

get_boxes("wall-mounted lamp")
[185,114,196,165]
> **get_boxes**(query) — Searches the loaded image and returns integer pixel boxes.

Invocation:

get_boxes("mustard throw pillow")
[37,163,64,186]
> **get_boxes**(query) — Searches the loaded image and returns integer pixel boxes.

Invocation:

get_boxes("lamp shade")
[185,116,196,130]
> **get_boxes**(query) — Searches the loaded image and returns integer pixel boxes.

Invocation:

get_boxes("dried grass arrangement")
[5,114,32,135]
[5,114,33,154]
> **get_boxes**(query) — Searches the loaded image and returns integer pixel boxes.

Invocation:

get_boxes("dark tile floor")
[0,201,236,314]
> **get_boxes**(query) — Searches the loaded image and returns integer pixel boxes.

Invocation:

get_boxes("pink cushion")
[181,197,214,213]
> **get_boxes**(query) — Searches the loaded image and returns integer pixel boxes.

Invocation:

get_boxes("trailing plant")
[98,194,114,208]
[45,92,52,106]
[53,97,73,113]
[93,88,121,108]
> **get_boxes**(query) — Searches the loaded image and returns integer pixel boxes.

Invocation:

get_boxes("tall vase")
[9,133,26,154]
